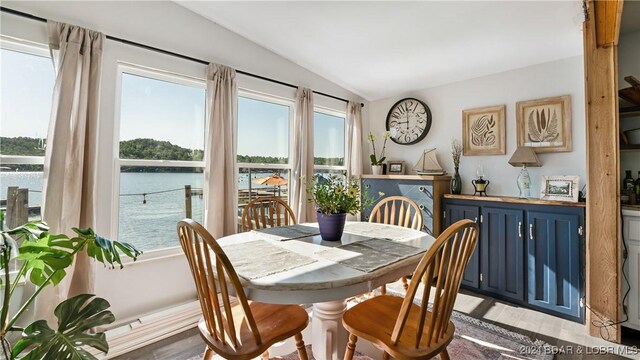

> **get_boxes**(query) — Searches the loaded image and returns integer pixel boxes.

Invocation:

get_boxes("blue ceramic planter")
[316,212,347,241]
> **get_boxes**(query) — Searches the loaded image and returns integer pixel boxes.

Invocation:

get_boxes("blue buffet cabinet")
[443,195,585,323]
[360,175,451,236]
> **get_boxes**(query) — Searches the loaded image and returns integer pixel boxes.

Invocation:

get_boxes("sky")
[1,48,345,159]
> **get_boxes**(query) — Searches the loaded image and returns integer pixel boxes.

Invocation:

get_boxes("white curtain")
[346,101,363,179]
[204,63,238,239]
[290,88,315,222]
[41,21,104,307]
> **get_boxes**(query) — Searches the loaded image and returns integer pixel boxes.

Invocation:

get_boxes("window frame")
[0,36,52,167]
[111,63,207,256]
[313,105,348,173]
[236,89,295,201]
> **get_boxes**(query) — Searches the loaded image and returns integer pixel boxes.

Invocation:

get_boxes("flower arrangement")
[368,131,390,166]
[306,175,381,215]
[451,138,463,168]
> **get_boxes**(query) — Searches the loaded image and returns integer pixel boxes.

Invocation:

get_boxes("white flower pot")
[371,165,383,175]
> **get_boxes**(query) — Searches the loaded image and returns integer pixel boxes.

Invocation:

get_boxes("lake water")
[1,171,287,251]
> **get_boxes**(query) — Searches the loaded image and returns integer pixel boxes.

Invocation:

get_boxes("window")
[313,110,346,180]
[236,94,292,230]
[116,67,206,251]
[0,43,55,224]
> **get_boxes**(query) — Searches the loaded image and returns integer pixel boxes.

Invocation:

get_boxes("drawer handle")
[365,184,370,189]
[529,223,534,240]
[419,186,425,192]
[418,204,425,210]
[474,217,478,223]
[518,221,522,238]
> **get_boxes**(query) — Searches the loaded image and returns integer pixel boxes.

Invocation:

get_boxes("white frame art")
[540,175,579,202]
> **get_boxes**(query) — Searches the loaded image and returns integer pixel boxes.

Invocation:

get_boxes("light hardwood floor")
[113,281,640,360]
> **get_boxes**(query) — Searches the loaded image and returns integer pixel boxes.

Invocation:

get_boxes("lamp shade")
[508,146,541,167]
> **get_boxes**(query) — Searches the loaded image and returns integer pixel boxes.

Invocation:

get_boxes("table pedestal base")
[312,300,348,360]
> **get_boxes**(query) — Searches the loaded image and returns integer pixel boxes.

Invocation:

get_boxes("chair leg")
[261,350,269,360]
[401,276,409,291]
[344,334,358,360]
[381,284,387,295]
[294,333,308,360]
[203,347,214,360]
[440,348,450,360]
[382,351,390,360]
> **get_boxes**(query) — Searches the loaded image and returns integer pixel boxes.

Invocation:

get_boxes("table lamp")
[508,146,541,198]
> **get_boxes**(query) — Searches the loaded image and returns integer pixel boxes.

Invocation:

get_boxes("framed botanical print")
[517,95,572,153]
[540,175,579,202]
[462,105,506,156]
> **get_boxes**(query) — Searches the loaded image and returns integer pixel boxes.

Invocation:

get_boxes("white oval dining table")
[217,222,435,360]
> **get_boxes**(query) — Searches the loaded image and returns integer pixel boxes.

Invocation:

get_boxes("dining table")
[217,221,436,360]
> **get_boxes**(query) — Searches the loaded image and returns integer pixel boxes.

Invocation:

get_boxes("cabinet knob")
[418,204,425,210]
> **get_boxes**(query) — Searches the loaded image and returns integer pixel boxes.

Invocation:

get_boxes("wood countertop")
[360,174,451,181]
[444,194,586,207]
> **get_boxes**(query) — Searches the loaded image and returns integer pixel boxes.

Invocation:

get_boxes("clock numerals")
[386,98,432,145]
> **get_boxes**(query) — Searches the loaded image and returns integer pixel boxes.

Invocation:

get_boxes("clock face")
[386,98,432,145]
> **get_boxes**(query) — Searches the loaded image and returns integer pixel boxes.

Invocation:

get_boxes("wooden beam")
[594,0,624,47]
[583,0,622,343]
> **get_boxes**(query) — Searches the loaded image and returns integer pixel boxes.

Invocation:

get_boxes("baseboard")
[93,301,202,359]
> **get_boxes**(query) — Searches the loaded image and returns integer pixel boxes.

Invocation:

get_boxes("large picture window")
[115,67,206,251]
[0,42,55,224]
[313,110,346,180]
[236,94,292,229]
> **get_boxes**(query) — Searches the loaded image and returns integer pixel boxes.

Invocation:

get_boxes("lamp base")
[517,166,531,198]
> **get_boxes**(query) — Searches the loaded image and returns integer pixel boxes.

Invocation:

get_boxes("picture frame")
[387,161,405,174]
[540,175,579,202]
[462,105,506,156]
[517,95,572,153]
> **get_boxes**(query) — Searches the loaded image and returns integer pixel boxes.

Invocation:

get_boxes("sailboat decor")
[413,149,447,175]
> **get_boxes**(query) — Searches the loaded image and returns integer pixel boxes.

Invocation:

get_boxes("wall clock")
[386,98,432,145]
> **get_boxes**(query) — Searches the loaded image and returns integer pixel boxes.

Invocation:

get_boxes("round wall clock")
[385,98,432,145]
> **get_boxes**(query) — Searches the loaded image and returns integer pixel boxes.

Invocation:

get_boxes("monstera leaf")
[71,228,141,269]
[12,294,114,360]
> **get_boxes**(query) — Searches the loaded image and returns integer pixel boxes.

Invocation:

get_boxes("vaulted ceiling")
[176,1,584,101]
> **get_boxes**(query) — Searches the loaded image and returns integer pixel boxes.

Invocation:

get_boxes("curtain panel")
[290,88,315,222]
[204,63,238,238]
[42,21,105,309]
[346,101,363,179]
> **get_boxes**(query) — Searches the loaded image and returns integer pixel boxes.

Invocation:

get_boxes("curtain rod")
[0,6,364,107]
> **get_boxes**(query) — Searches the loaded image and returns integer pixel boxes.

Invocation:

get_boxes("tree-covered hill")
[0,137,46,157]
[119,138,204,161]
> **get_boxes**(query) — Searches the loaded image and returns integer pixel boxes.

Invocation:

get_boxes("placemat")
[317,238,424,272]
[251,224,320,241]
[343,222,419,241]
[223,240,316,279]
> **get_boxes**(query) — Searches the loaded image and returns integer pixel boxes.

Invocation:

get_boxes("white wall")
[619,30,640,182]
[366,56,586,198]
[1,0,364,325]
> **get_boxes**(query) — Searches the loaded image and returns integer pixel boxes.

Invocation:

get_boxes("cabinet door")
[444,204,480,288]
[527,211,582,320]
[481,207,525,301]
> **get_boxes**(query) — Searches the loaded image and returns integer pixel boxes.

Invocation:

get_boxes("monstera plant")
[0,221,142,360]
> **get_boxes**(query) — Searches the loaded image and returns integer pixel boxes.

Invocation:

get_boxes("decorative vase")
[372,165,383,175]
[451,167,462,194]
[316,212,347,241]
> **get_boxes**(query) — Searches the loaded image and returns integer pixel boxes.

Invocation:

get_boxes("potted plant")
[0,221,142,360]
[306,175,380,241]
[368,131,390,175]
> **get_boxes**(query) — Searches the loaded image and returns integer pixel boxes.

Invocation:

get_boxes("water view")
[1,170,288,251]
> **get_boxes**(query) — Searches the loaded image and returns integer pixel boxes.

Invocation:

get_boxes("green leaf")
[12,294,114,360]
[378,156,386,164]
[370,154,377,165]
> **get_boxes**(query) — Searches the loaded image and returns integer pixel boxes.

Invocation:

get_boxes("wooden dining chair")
[241,197,297,232]
[178,219,309,360]
[342,219,479,360]
[369,196,424,293]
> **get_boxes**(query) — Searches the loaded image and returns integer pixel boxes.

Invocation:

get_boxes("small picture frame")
[462,105,506,156]
[517,95,572,153]
[387,161,405,174]
[540,175,579,202]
